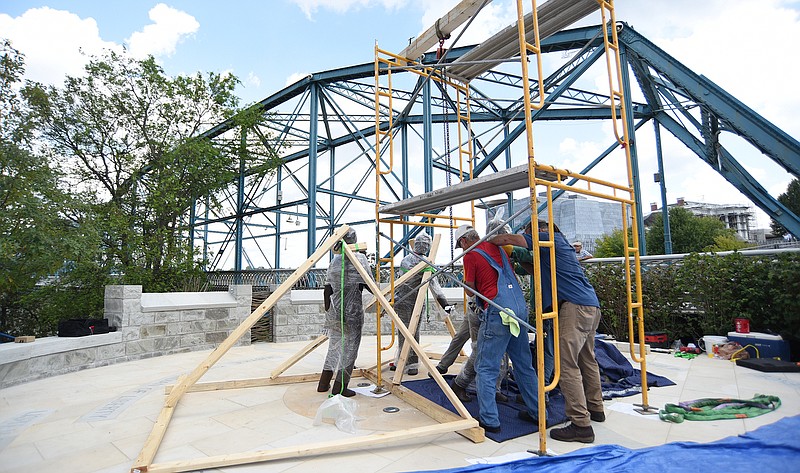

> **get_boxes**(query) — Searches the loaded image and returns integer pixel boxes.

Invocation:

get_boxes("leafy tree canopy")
[646,206,739,255]
[1,39,99,334]
[770,179,800,237]
[22,49,280,286]
[593,207,744,257]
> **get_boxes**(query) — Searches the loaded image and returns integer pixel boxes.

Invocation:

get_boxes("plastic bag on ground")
[313,394,359,433]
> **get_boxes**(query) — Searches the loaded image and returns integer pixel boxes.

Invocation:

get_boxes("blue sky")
[3,0,800,233]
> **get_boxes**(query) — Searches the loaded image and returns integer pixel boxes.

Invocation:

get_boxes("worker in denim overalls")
[455,225,543,432]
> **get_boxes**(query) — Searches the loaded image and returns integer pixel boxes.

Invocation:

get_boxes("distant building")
[645,198,755,242]
[484,193,626,253]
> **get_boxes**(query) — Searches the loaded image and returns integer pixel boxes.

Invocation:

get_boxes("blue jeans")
[544,318,554,384]
[476,305,542,427]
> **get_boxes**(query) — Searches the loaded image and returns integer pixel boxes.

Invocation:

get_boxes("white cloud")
[290,0,407,20]
[0,7,119,85]
[285,72,311,87]
[125,3,199,59]
[245,72,261,88]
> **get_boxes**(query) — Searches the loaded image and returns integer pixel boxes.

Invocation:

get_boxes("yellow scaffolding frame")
[373,45,477,390]
[514,0,655,454]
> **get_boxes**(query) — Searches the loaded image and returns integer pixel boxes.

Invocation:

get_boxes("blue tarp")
[412,414,800,473]
[404,340,673,442]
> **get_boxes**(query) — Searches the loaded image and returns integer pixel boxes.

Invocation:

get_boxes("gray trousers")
[438,315,471,370]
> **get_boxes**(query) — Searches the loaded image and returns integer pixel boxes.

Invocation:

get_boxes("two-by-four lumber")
[142,419,478,473]
[131,225,353,473]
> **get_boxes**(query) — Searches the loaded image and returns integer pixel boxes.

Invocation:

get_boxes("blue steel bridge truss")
[190,23,800,272]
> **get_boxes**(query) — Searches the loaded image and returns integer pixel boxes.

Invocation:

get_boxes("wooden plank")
[426,353,468,363]
[361,369,484,443]
[270,335,328,378]
[144,419,478,473]
[131,226,352,473]
[165,373,321,394]
[131,405,176,472]
[165,225,351,407]
[14,336,35,343]
[398,0,488,62]
[343,244,471,419]
[390,235,441,383]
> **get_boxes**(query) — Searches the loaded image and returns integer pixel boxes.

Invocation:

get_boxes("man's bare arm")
[463,281,477,298]
[488,234,527,247]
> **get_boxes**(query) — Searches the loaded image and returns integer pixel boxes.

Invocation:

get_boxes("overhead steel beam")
[619,24,800,178]
[656,111,800,237]
[399,0,489,61]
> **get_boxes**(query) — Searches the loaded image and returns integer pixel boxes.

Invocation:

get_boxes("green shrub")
[585,252,800,356]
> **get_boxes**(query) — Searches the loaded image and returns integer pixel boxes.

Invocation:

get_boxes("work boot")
[590,410,606,422]
[451,382,472,402]
[550,423,595,443]
[407,368,419,376]
[317,370,334,392]
[330,371,356,397]
[495,391,509,403]
[478,420,500,433]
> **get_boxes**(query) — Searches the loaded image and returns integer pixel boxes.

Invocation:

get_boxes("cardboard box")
[727,331,790,361]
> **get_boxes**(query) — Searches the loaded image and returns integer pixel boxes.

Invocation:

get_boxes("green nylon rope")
[658,394,781,423]
[336,243,346,396]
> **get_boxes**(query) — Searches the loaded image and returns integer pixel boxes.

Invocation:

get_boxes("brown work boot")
[550,423,595,443]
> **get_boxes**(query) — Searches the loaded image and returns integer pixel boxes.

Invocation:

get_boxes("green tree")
[770,179,800,237]
[23,49,280,290]
[593,228,629,257]
[1,39,100,335]
[645,206,737,255]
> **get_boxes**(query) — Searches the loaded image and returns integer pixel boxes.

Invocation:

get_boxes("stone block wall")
[0,285,252,388]
[272,289,463,343]
[105,284,252,360]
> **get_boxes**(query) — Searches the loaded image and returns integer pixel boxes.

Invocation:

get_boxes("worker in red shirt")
[454,224,544,433]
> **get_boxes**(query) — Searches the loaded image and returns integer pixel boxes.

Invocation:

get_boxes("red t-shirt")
[462,241,503,307]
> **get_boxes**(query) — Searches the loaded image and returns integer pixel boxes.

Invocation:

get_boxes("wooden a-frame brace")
[131,226,481,473]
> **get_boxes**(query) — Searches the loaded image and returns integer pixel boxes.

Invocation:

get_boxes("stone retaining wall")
[0,284,465,388]
[272,288,465,343]
[0,285,252,389]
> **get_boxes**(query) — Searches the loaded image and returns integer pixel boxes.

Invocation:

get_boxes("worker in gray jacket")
[317,228,373,397]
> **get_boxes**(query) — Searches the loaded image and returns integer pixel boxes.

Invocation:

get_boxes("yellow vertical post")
[596,0,655,414]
